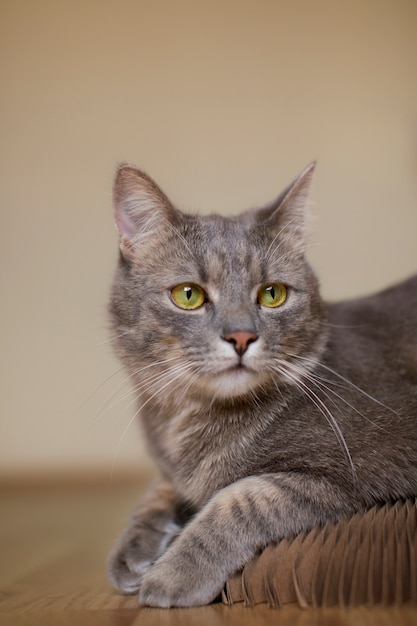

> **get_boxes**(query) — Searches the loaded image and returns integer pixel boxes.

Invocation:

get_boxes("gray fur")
[107,163,417,607]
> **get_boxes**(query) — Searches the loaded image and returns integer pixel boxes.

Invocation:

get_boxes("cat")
[107,162,417,608]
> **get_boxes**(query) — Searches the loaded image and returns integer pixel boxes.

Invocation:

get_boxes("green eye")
[258,283,287,308]
[171,283,206,310]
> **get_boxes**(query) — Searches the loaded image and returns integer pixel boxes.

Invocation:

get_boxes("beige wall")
[1,0,416,479]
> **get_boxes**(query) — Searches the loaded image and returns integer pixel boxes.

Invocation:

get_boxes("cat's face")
[110,165,325,404]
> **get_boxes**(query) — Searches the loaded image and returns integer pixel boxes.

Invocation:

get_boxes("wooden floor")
[1,477,417,626]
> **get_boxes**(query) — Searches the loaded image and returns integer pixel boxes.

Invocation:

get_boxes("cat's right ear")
[113,164,176,261]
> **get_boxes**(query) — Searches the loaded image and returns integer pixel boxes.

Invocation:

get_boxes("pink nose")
[224,331,258,356]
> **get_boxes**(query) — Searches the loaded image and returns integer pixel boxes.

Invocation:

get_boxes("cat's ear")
[113,164,177,261]
[259,162,316,245]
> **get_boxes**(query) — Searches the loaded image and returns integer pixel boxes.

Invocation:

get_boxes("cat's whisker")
[122,363,195,410]
[163,219,195,257]
[291,364,391,434]
[264,215,301,260]
[317,322,368,329]
[269,242,310,266]
[264,210,318,265]
[282,358,380,432]
[87,370,136,431]
[208,389,221,411]
[271,359,356,481]
[274,242,312,264]
[110,362,196,484]
[90,357,186,429]
[85,365,127,404]
[268,242,318,272]
[270,378,287,405]
[130,355,181,374]
[279,356,391,468]
[175,370,202,406]
[248,389,262,411]
[287,353,399,416]
[88,329,132,348]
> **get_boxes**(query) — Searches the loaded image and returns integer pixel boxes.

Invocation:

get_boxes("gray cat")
[107,163,417,607]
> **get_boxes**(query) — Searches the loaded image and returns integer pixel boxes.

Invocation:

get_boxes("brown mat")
[222,499,417,608]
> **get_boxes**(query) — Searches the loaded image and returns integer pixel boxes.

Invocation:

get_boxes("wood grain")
[1,481,416,626]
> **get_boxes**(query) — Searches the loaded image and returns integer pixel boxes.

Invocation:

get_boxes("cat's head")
[109,164,326,405]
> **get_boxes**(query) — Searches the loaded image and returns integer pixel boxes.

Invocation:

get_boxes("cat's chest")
[153,404,272,507]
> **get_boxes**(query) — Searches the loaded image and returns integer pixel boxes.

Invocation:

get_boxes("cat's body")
[107,163,417,607]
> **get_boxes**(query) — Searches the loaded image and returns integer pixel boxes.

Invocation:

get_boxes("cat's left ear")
[260,162,316,245]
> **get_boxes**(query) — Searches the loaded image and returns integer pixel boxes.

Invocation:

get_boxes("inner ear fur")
[113,164,179,261]
[254,162,316,245]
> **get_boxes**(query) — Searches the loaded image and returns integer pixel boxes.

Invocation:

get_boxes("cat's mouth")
[227,360,253,373]
[230,362,246,370]
[222,362,259,382]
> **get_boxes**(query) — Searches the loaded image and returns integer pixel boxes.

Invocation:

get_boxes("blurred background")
[1,0,416,484]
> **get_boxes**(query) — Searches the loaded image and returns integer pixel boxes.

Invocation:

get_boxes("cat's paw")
[108,520,181,595]
[138,552,224,608]
[108,541,152,594]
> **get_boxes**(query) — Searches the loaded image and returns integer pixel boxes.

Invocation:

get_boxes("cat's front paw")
[138,552,224,608]
[108,519,181,595]
[108,541,152,594]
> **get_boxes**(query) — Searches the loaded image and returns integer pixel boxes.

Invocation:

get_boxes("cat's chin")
[203,367,266,400]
